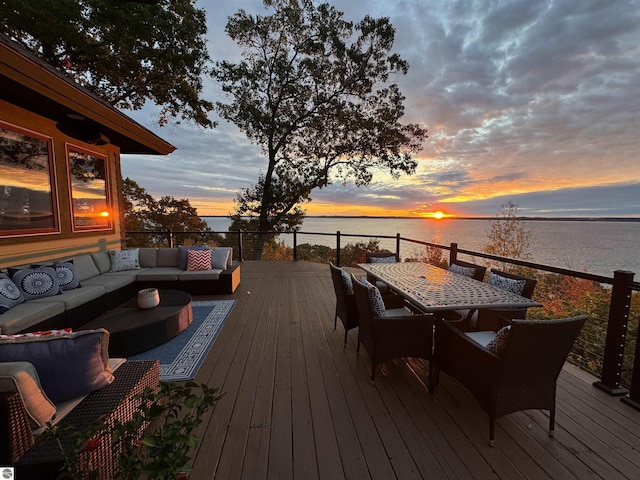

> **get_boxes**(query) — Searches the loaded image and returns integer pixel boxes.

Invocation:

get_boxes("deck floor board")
[187,261,640,480]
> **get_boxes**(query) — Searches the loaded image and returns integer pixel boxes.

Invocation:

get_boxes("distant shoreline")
[203,215,640,222]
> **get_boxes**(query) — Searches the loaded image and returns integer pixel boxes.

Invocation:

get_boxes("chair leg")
[489,417,495,447]
[549,407,556,437]
[428,360,436,393]
[370,363,376,385]
[344,329,348,347]
[334,308,338,329]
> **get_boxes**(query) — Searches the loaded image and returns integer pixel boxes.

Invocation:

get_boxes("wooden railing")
[125,228,640,411]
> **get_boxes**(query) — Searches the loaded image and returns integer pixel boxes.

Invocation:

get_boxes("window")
[66,144,112,231]
[0,121,59,236]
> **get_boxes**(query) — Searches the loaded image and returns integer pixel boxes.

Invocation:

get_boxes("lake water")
[204,216,640,278]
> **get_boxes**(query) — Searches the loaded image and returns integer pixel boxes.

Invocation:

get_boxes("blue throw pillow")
[178,245,206,270]
[0,329,114,403]
[8,267,61,301]
[0,273,25,314]
[32,260,81,291]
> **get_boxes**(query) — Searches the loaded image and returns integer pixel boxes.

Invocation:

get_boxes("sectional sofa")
[0,246,241,335]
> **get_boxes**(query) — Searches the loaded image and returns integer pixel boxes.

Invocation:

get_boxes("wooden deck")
[189,261,640,480]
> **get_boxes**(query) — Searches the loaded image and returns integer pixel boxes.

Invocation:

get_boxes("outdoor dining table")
[358,262,542,313]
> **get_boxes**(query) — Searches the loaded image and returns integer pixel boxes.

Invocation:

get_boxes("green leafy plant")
[44,381,223,480]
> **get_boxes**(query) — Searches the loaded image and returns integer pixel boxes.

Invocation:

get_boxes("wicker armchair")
[329,262,360,346]
[352,275,435,387]
[434,315,587,445]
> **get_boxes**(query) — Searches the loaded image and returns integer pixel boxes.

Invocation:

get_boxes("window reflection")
[67,145,112,231]
[0,122,58,236]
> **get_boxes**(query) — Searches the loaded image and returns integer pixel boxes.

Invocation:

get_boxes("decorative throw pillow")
[109,249,141,272]
[366,282,387,318]
[0,328,72,339]
[0,329,114,403]
[9,266,61,301]
[370,255,396,264]
[33,260,81,291]
[487,272,526,295]
[486,326,511,356]
[0,273,25,314]
[178,245,206,270]
[210,247,230,270]
[186,249,212,271]
[340,269,354,295]
[449,263,476,278]
[0,361,56,428]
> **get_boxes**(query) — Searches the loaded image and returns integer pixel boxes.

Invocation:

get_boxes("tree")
[213,0,428,258]
[123,178,219,247]
[1,0,213,128]
[482,202,532,270]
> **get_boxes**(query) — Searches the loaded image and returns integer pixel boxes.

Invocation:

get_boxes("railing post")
[293,231,298,261]
[396,233,401,259]
[450,243,458,265]
[336,231,341,266]
[621,319,640,410]
[167,229,173,248]
[593,270,634,395]
[238,230,244,263]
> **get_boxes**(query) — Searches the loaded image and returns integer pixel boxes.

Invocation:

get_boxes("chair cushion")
[0,273,25,313]
[0,329,114,403]
[109,249,141,272]
[449,264,476,278]
[366,282,387,318]
[340,269,354,295]
[9,266,61,300]
[486,326,511,356]
[487,272,526,295]
[0,361,56,428]
[186,250,212,271]
[370,255,396,264]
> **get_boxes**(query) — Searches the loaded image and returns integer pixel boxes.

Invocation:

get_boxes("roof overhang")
[0,35,175,155]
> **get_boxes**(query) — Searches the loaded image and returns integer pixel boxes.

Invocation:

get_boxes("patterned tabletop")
[358,262,542,312]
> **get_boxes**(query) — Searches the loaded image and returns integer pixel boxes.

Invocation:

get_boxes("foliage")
[1,0,213,127]
[214,0,428,257]
[43,381,223,480]
[123,178,222,247]
[405,243,448,269]
[482,202,532,270]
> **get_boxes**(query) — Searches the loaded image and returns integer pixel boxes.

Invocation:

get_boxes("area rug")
[128,300,235,382]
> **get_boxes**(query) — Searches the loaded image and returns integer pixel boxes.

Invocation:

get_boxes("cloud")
[120,0,640,218]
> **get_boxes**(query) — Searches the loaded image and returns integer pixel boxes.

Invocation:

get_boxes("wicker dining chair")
[352,275,435,387]
[434,315,587,445]
[448,259,487,281]
[329,262,361,346]
[364,252,399,292]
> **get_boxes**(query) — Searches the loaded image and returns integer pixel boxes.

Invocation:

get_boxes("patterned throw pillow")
[370,255,396,264]
[486,326,511,356]
[449,263,476,278]
[340,269,354,295]
[487,272,526,295]
[9,267,61,301]
[365,282,387,318]
[186,250,212,271]
[0,273,25,314]
[210,247,230,270]
[0,328,72,339]
[178,245,206,270]
[109,249,141,272]
[33,260,80,291]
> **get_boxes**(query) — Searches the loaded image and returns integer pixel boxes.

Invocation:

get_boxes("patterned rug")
[128,300,235,381]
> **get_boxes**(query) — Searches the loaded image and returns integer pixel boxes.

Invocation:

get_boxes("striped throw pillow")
[186,250,212,271]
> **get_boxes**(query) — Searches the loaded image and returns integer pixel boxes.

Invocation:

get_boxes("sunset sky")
[121,0,640,218]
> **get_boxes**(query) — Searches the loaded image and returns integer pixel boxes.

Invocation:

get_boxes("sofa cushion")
[82,272,137,293]
[109,249,141,272]
[177,269,223,281]
[157,248,179,267]
[0,329,114,403]
[0,361,56,428]
[90,251,112,274]
[0,273,25,313]
[0,301,66,335]
[9,266,61,300]
[178,245,206,270]
[136,267,180,282]
[29,285,106,310]
[138,248,158,268]
[72,254,102,282]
